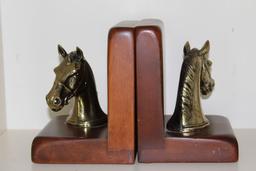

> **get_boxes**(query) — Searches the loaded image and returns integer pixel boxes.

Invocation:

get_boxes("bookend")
[135,19,238,163]
[31,22,136,164]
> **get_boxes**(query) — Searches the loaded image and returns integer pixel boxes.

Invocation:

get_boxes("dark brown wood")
[108,22,136,152]
[32,116,131,164]
[32,22,137,164]
[135,19,239,163]
[135,19,165,150]
[140,115,239,163]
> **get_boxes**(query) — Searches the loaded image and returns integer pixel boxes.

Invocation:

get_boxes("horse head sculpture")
[167,40,215,133]
[46,45,107,128]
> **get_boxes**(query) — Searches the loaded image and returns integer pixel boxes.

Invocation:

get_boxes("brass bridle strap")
[55,81,73,93]
[55,78,85,100]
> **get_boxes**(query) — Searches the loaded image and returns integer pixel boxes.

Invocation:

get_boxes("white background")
[0,0,255,129]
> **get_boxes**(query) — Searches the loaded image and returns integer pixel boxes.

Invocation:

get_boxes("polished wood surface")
[136,19,165,151]
[2,129,253,171]
[140,115,239,163]
[135,19,238,163]
[32,116,131,164]
[32,22,137,164]
[108,23,136,152]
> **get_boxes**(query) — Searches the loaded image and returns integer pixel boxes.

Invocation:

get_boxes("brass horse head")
[46,45,107,128]
[167,40,215,133]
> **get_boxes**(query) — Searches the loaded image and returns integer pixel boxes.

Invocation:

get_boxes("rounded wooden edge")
[32,136,135,164]
[138,115,239,163]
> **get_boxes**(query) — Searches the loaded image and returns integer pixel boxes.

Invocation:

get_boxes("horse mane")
[175,57,197,119]
[167,41,212,132]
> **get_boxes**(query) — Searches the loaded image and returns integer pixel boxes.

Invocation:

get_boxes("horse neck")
[73,62,102,117]
[174,57,202,117]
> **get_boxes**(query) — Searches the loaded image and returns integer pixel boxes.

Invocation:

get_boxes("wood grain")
[32,116,132,164]
[108,23,136,152]
[136,20,165,151]
[140,115,239,163]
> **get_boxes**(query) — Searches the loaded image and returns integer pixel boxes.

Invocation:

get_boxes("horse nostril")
[53,97,61,106]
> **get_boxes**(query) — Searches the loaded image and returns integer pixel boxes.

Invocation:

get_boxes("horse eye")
[206,60,212,66]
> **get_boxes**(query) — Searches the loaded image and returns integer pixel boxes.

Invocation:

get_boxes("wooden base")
[139,115,238,163]
[32,116,134,164]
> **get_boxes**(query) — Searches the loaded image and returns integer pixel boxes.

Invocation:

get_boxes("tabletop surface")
[0,129,255,171]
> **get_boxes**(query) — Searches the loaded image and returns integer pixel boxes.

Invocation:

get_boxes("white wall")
[0,1,6,134]
[1,0,256,129]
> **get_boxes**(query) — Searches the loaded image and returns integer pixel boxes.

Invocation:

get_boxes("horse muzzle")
[46,94,64,112]
[201,79,215,97]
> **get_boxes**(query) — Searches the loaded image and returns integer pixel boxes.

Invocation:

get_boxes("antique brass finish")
[46,45,107,128]
[167,40,215,133]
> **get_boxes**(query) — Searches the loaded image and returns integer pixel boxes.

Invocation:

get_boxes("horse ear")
[183,41,190,56]
[58,44,67,58]
[76,47,84,60]
[200,40,210,55]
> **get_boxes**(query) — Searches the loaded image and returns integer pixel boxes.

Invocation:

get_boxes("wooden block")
[140,115,238,163]
[135,19,239,163]
[135,19,165,150]
[31,21,137,164]
[108,21,137,152]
